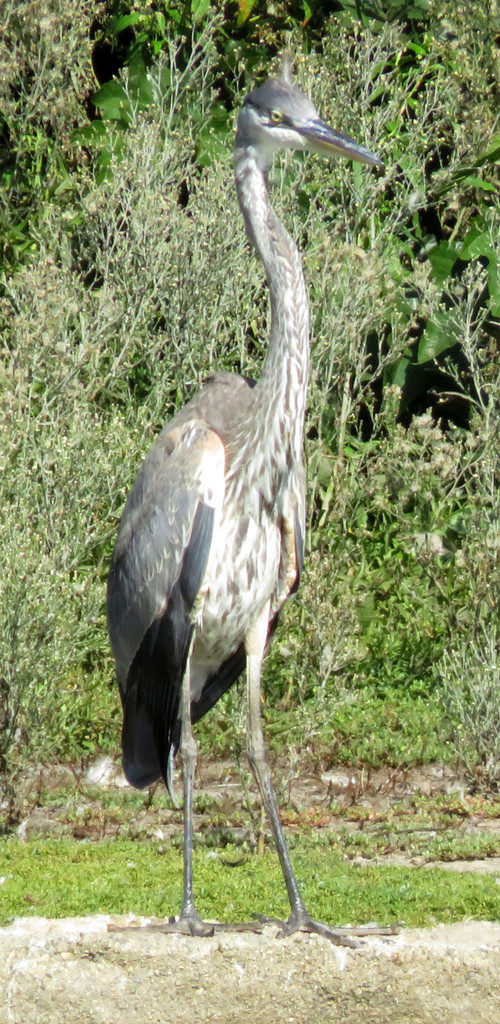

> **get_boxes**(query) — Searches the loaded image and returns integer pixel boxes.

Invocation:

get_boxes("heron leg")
[245,604,307,917]
[245,605,363,949]
[178,646,214,937]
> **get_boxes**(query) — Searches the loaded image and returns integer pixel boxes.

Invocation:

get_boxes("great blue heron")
[107,63,382,944]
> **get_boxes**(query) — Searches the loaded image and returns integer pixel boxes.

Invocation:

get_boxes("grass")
[1,836,499,929]
[326,823,500,864]
[1,780,499,931]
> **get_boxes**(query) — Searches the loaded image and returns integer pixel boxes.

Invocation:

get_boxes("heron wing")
[107,420,225,788]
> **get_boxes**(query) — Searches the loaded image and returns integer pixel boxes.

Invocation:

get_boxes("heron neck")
[231,148,310,479]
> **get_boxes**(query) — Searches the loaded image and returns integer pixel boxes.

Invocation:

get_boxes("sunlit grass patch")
[1,838,499,929]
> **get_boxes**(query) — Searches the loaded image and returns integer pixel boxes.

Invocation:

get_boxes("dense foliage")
[1,0,499,797]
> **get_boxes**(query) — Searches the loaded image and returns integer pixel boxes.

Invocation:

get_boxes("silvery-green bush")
[1,2,499,785]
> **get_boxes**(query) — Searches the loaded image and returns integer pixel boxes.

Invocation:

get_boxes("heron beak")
[298,118,383,168]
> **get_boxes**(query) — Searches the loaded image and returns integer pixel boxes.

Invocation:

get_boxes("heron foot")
[163,914,216,937]
[161,908,269,936]
[108,907,215,937]
[108,914,397,944]
[108,916,264,937]
[257,912,398,948]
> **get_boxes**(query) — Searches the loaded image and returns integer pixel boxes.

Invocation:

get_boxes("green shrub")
[0,1,499,789]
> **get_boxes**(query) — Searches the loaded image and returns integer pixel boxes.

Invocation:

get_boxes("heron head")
[236,68,382,172]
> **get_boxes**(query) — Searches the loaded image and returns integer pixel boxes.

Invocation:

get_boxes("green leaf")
[428,241,460,284]
[384,355,410,388]
[315,455,334,489]
[417,318,459,364]
[357,594,376,633]
[237,0,256,25]
[191,0,211,23]
[127,63,154,108]
[367,83,388,105]
[461,175,497,192]
[477,132,500,165]
[488,262,500,317]
[92,81,132,125]
[459,227,493,261]
[72,121,108,145]
[110,13,142,34]
[408,42,427,56]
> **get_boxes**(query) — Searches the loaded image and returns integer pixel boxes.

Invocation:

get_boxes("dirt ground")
[2,914,500,1024]
[2,760,500,1023]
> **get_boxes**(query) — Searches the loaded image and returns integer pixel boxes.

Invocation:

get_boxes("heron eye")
[269,109,283,125]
